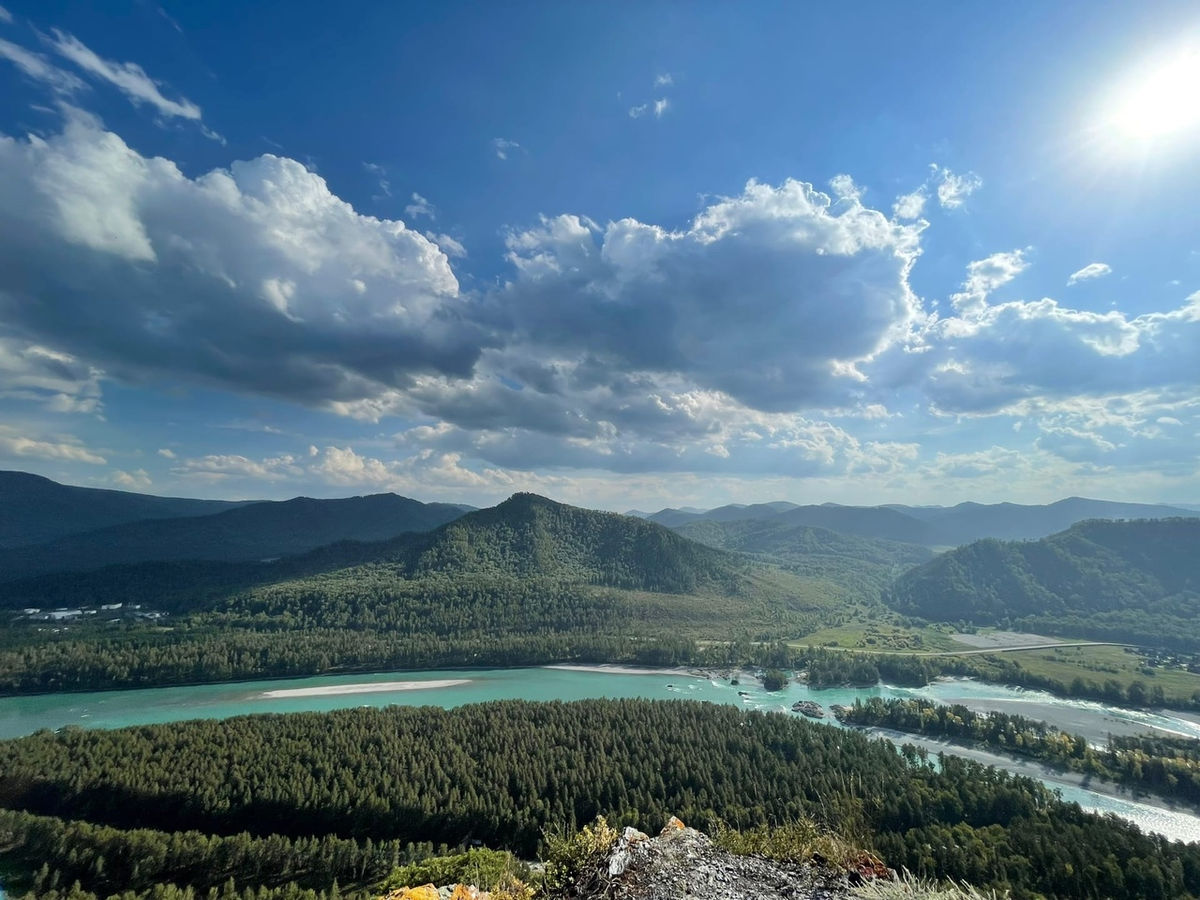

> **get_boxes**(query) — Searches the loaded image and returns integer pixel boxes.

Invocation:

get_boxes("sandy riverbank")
[543,664,703,678]
[259,679,471,699]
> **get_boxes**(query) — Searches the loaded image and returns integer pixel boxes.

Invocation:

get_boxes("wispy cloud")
[406,192,434,219]
[48,29,200,119]
[0,426,106,465]
[0,37,85,93]
[1067,262,1112,285]
[112,468,152,489]
[630,98,669,119]
[363,162,391,199]
[492,137,520,160]
[0,6,12,25]
[931,164,982,209]
[654,72,673,86]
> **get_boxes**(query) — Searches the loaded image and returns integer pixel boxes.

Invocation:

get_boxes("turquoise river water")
[2,665,1199,844]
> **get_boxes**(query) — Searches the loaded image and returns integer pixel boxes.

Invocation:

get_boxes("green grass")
[980,644,1200,705]
[789,623,962,653]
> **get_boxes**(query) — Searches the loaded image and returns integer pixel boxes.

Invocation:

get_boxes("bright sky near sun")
[0,0,1198,511]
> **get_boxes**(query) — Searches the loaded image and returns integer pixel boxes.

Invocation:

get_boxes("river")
[1,665,1198,843]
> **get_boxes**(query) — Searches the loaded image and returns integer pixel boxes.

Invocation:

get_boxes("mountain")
[0,492,474,581]
[396,492,741,592]
[0,470,251,548]
[673,518,932,603]
[885,497,1197,543]
[885,518,1200,649]
[0,494,831,642]
[648,496,1197,547]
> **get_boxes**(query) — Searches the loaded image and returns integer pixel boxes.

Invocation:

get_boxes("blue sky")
[1,0,1198,510]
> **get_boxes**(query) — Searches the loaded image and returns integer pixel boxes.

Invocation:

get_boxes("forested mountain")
[397,492,741,591]
[673,518,932,603]
[0,492,472,581]
[1,493,825,639]
[885,518,1200,648]
[643,496,1195,547]
[0,470,251,548]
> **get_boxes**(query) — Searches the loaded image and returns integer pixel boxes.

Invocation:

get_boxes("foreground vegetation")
[0,700,1197,899]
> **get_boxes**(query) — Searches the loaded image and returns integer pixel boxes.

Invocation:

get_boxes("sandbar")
[259,679,470,699]
[544,664,700,678]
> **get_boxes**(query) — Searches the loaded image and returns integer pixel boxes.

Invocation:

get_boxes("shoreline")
[542,664,704,678]
[862,726,1196,817]
[259,679,471,699]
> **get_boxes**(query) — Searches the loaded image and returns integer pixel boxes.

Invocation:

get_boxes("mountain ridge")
[0,470,253,548]
[0,491,474,581]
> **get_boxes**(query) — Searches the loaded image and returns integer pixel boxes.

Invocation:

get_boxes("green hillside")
[0,495,841,691]
[0,492,472,581]
[674,517,931,603]
[885,518,1200,649]
[209,493,828,638]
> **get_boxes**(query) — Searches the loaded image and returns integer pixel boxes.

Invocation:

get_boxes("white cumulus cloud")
[0,110,484,411]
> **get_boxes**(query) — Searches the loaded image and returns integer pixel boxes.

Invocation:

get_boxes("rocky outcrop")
[569,817,885,900]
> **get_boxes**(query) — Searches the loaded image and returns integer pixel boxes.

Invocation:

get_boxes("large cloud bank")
[1,112,1198,494]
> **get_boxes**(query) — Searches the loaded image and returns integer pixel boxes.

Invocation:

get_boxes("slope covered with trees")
[0,495,840,691]
[0,700,1196,899]
[885,518,1200,648]
[674,518,931,603]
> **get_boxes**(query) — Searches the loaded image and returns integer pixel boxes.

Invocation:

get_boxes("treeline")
[1,700,1199,898]
[840,697,1200,808]
[0,808,431,897]
[0,627,707,694]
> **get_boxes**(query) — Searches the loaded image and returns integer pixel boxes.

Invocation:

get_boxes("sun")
[1106,48,1200,143]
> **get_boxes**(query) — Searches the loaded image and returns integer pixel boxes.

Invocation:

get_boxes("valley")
[3,471,1200,899]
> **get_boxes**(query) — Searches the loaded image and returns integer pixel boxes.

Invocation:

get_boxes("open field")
[788,622,964,653]
[976,644,1200,705]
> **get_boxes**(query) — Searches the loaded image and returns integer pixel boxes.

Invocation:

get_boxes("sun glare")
[1106,47,1200,143]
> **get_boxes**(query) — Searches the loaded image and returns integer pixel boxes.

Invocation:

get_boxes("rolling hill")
[885,518,1200,649]
[673,517,933,603]
[0,492,473,581]
[0,470,252,548]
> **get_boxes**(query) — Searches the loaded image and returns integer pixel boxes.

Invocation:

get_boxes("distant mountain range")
[885,518,1200,650]
[0,470,252,548]
[636,497,1198,546]
[0,491,474,581]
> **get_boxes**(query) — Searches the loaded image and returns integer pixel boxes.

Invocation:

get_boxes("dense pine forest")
[1,700,1198,899]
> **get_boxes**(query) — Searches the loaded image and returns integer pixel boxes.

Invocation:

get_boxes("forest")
[0,700,1198,899]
